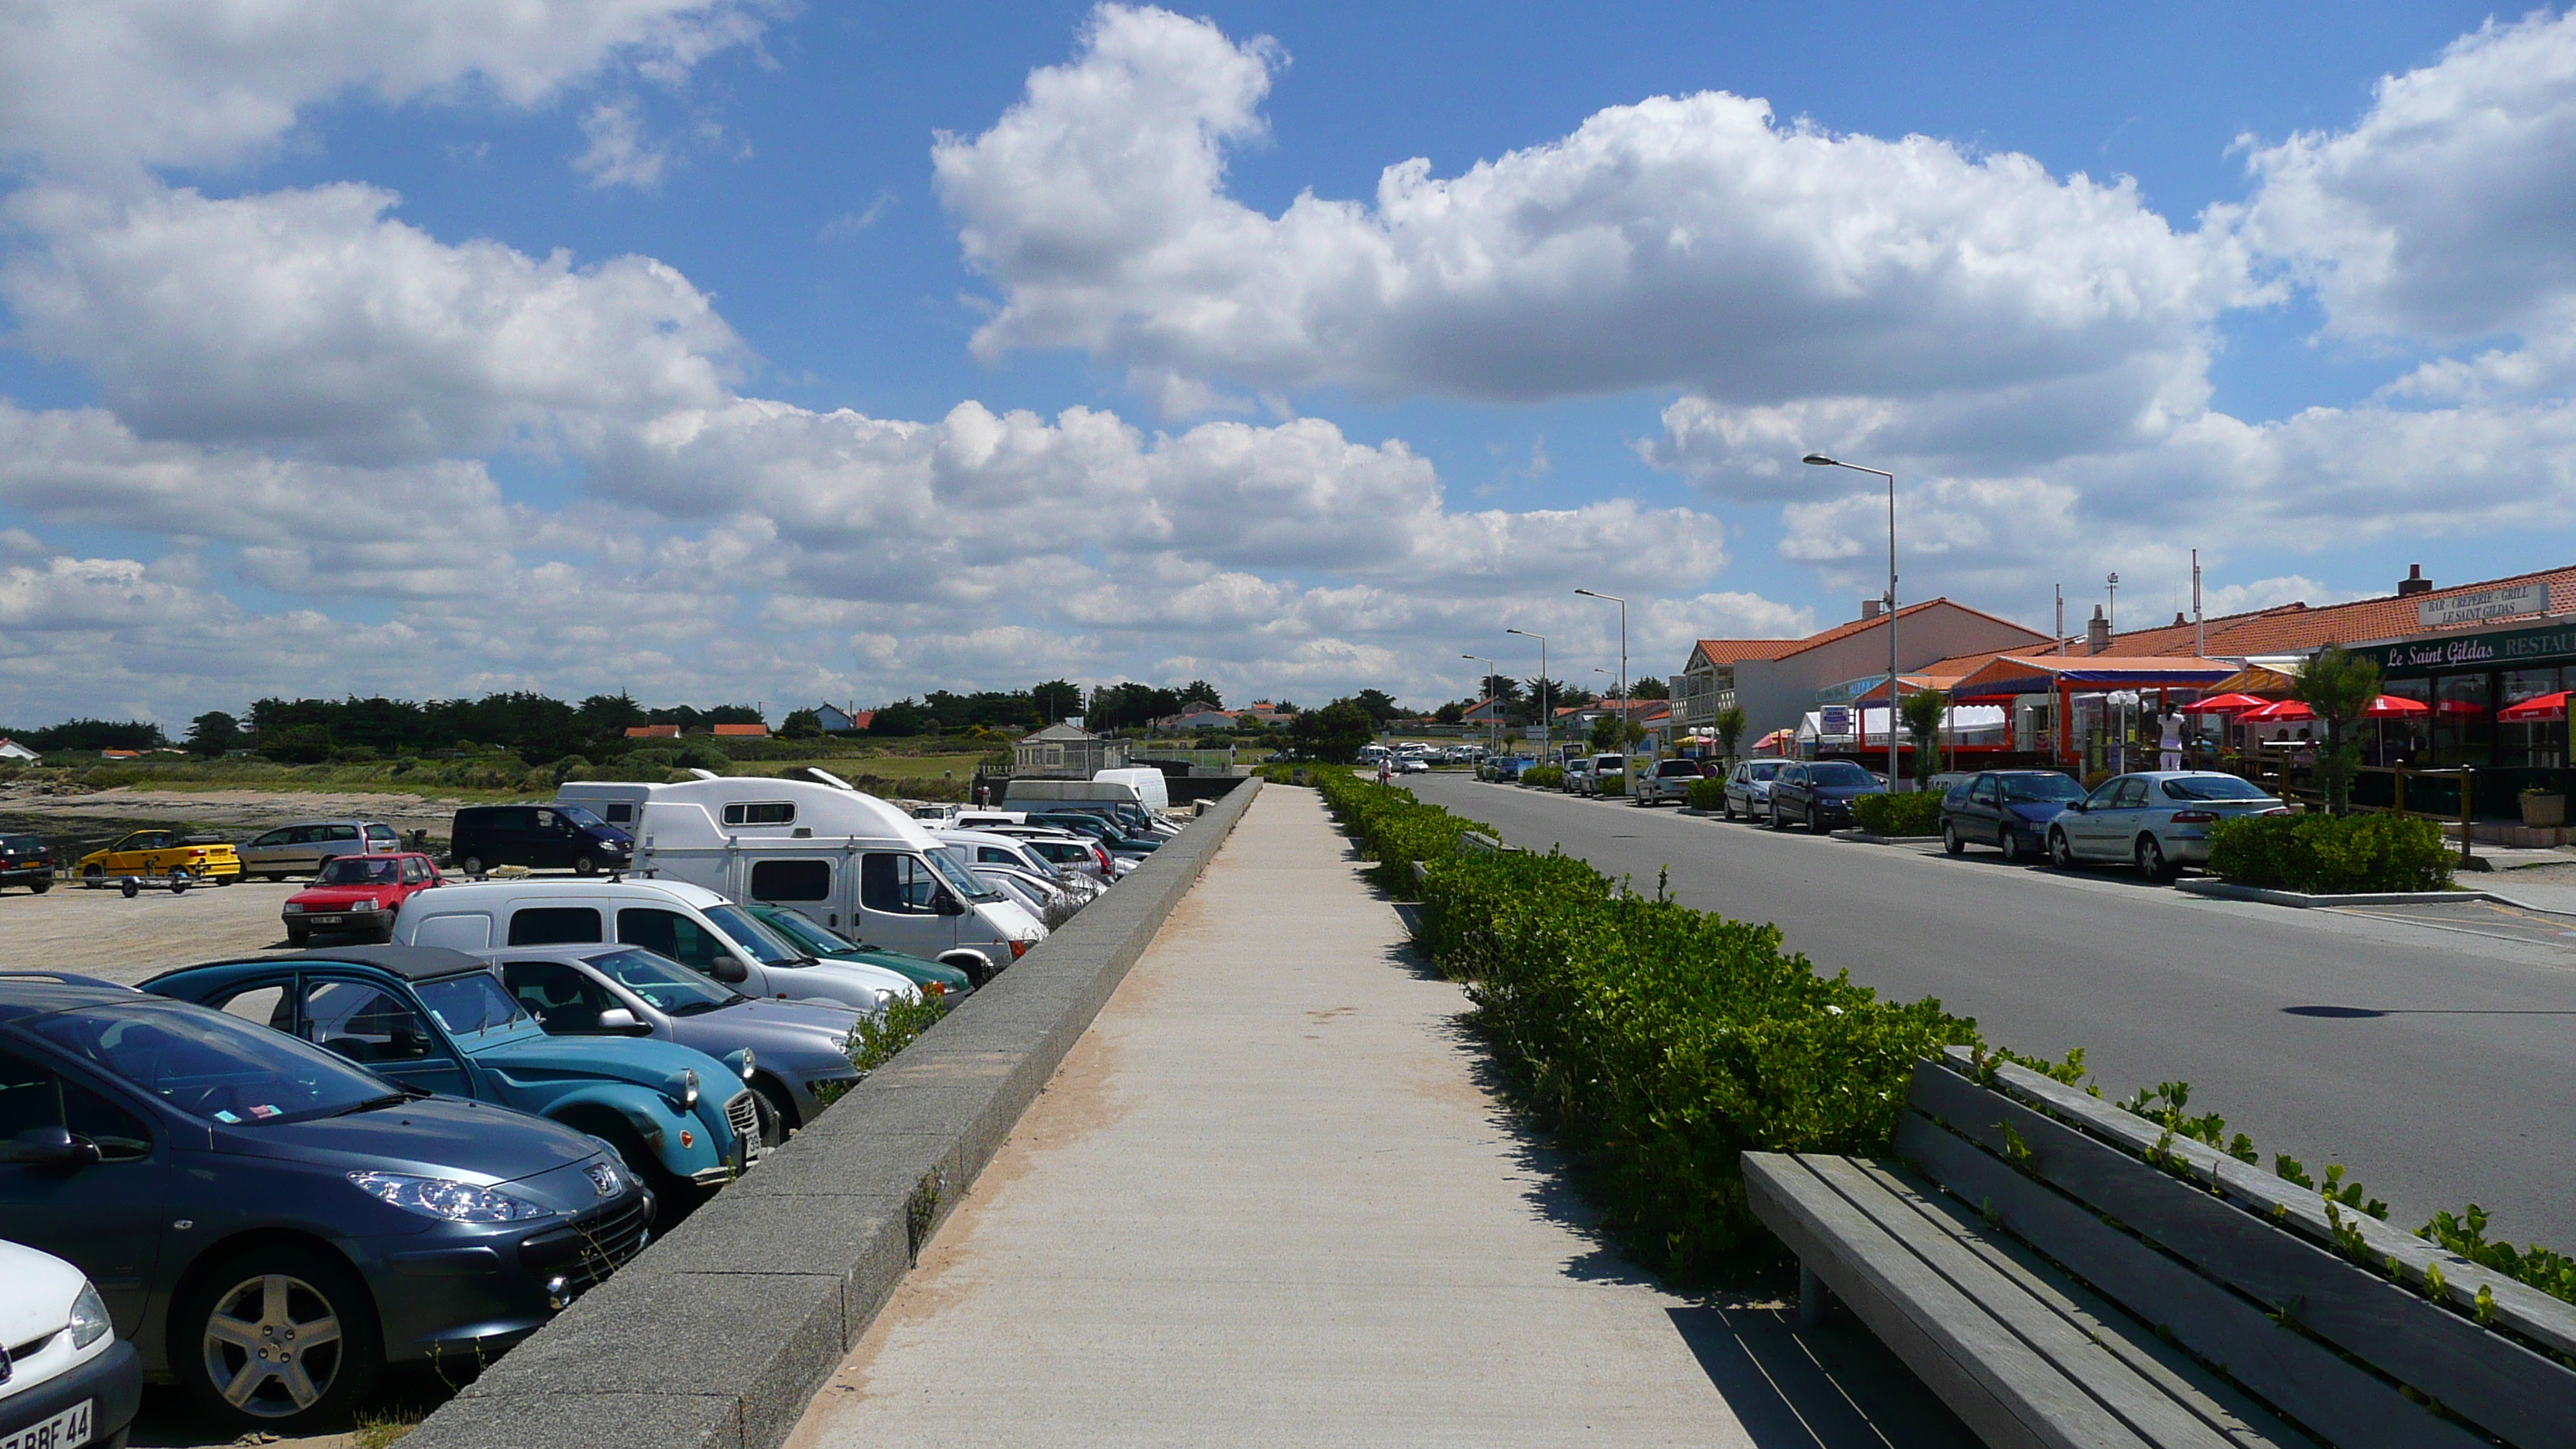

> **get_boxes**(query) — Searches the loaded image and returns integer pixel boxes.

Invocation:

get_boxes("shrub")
[1685,777,1728,810]
[1521,765,1564,789]
[2207,813,2452,893]
[1851,790,1942,837]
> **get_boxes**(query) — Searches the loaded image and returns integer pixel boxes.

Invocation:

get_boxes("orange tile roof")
[711,723,769,737]
[2108,564,2576,658]
[1692,637,1806,666]
[625,724,680,738]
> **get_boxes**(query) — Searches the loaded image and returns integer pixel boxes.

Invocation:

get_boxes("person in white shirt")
[2159,711,2184,772]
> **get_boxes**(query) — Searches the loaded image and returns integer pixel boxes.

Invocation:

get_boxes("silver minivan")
[238,820,399,879]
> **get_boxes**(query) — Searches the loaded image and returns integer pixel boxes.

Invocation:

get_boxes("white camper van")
[557,773,1044,984]
[999,772,1170,813]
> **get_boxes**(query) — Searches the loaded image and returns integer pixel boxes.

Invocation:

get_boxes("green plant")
[1713,704,1746,763]
[1850,790,1941,836]
[2207,813,2452,893]
[1685,777,1728,810]
[847,992,947,1077]
[2419,1204,2576,1307]
[1899,689,1948,781]
[1521,765,1564,789]
[2293,644,2382,814]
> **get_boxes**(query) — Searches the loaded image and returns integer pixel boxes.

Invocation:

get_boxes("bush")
[1521,765,1564,789]
[1685,777,1728,810]
[1851,790,1942,837]
[2207,813,2453,893]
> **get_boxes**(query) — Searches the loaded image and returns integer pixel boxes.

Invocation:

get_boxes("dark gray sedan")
[474,945,864,1139]
[1767,759,1888,833]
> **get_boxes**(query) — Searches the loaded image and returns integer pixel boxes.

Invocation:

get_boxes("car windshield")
[554,804,607,828]
[702,904,808,967]
[932,848,1005,902]
[2000,774,2084,803]
[2,834,43,851]
[2163,775,2276,801]
[585,947,738,1016]
[416,972,530,1036]
[1808,762,1877,786]
[1745,763,1781,780]
[29,1000,395,1125]
[317,856,400,886]
[755,906,858,956]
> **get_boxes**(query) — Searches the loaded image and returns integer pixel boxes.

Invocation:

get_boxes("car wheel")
[2049,829,2077,869]
[1809,806,1828,834]
[2137,835,2174,881]
[1999,829,2024,865]
[751,1079,795,1144]
[283,923,309,947]
[1942,822,1965,856]
[176,1243,382,1433]
[1768,802,1786,831]
[168,867,191,893]
[573,855,598,877]
[460,855,485,877]
[82,864,103,889]
[1721,799,1736,820]
[29,877,49,894]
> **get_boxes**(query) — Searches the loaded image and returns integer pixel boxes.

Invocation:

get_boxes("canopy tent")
[1751,728,1798,755]
[1946,655,2238,767]
[2208,664,2297,697]
[2364,694,2432,718]
[1797,704,2007,748]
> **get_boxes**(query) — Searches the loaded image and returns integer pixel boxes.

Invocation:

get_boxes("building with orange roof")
[1672,598,2051,745]
[624,724,681,739]
[711,722,769,738]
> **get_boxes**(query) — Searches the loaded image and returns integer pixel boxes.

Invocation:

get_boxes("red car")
[281,851,445,946]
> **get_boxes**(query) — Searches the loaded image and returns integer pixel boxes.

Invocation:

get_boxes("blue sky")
[2,2,2569,722]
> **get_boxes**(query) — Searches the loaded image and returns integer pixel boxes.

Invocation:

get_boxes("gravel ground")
[0,873,307,984]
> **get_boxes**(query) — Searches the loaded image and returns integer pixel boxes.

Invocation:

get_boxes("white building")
[1672,599,2052,746]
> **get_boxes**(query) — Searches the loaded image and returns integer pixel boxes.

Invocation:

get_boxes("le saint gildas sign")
[2416,581,2550,629]
[2377,618,2576,677]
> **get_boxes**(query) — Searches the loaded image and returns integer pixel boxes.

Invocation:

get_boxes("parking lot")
[1,875,303,985]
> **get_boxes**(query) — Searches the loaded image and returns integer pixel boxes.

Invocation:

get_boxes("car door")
[0,1044,170,1336]
[2098,776,2153,857]
[1969,776,2005,841]
[296,973,474,1098]
[748,857,840,931]
[500,959,624,1036]
[858,851,954,957]
[105,830,170,872]
[1775,765,1805,820]
[617,906,772,995]
[242,827,292,875]
[316,822,362,868]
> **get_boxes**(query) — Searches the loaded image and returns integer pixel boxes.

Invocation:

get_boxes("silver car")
[238,820,399,879]
[1722,761,1786,821]
[479,944,866,1139]
[2043,771,2287,879]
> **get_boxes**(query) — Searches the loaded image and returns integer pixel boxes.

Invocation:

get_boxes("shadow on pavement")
[1667,1298,1982,1449]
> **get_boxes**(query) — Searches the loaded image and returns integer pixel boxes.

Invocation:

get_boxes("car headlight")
[663,1067,700,1111]
[348,1170,552,1222]
[282,902,305,913]
[68,1279,112,1350]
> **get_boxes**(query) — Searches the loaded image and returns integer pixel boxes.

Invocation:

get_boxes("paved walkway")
[786,786,1959,1447]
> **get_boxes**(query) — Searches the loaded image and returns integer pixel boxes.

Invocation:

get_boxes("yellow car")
[76,829,242,886]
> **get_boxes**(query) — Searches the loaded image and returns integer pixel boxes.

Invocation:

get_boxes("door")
[317,823,362,866]
[243,827,293,874]
[481,807,537,867]
[2095,776,2152,858]
[858,851,952,957]
[616,906,771,995]
[747,857,837,930]
[1969,776,2004,841]
[0,1046,170,1335]
[296,975,473,1098]
[500,960,628,1036]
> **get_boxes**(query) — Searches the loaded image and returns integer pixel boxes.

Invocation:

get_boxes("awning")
[1948,654,2239,697]
[2210,664,2296,695]
[2500,690,2572,722]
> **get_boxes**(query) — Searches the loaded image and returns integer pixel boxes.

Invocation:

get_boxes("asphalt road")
[1410,774,2576,1252]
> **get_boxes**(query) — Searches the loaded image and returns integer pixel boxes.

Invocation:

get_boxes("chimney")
[2087,605,2111,655]
[2173,611,2188,627]
[2397,564,2433,597]
[1860,598,1883,620]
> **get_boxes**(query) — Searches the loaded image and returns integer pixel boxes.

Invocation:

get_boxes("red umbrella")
[2239,699,2314,722]
[2435,698,2486,717]
[2187,693,2273,714]
[2363,694,2433,718]
[2499,690,2572,722]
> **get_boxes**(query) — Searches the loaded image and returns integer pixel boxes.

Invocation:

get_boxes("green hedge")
[1685,777,1728,810]
[1521,765,1564,789]
[2207,813,2454,893]
[1851,790,1942,837]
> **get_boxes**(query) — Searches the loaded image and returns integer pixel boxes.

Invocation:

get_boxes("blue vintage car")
[142,946,759,1202]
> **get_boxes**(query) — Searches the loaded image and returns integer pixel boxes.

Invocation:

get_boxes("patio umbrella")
[2499,690,2572,722]
[2239,699,2314,722]
[2187,693,2273,714]
[2362,694,2432,718]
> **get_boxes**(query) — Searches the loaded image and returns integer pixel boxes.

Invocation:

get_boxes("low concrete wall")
[402,779,1265,1449]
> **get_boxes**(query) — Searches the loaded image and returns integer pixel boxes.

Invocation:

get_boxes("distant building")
[0,738,36,761]
[1153,701,1238,731]
[1014,721,1129,778]
[1673,598,2052,745]
[1459,697,1512,724]
[625,724,680,739]
[814,704,858,733]
[711,723,770,739]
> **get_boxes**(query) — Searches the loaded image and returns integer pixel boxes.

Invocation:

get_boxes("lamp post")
[1461,654,1497,759]
[1574,587,1632,762]
[1802,454,1900,788]
[1506,627,1547,760]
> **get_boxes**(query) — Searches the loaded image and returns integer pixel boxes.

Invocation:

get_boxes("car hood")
[1814,783,1886,800]
[292,886,399,906]
[210,1092,599,1187]
[0,1242,82,1342]
[2008,800,2077,822]
[680,1002,863,1063]
[471,1030,731,1092]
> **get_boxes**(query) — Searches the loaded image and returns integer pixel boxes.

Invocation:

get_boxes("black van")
[449,804,632,876]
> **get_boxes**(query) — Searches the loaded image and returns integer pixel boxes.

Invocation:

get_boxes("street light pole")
[1461,654,1496,759]
[1574,588,1632,761]
[1506,628,1547,759]
[1803,454,1899,788]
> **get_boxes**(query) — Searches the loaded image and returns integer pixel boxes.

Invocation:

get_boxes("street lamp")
[1574,587,1634,761]
[1506,627,1547,759]
[1461,654,1497,758]
[1803,453,1900,788]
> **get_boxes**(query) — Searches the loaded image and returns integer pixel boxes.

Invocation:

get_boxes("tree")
[1478,674,1523,704]
[780,707,824,740]
[1031,678,1083,724]
[1434,701,1466,724]
[1899,689,1950,783]
[1589,712,1646,752]
[1630,676,1670,701]
[868,701,926,737]
[2293,644,2381,814]
[1178,679,1224,709]
[1349,688,1402,725]
[187,711,242,756]
[1714,704,1747,763]
[577,692,647,735]
[1289,700,1375,762]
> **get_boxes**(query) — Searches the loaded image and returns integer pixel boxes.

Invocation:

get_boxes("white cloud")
[573,98,669,190]
[2,183,745,462]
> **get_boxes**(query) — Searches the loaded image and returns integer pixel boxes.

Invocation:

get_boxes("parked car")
[141,946,756,1203]
[2044,771,2289,878]
[238,820,401,880]
[1006,831,1120,885]
[0,974,653,1433]
[476,944,865,1138]
[1581,754,1628,797]
[282,851,447,946]
[1478,755,1530,783]
[1632,757,1711,806]
[1767,760,1888,833]
[1941,770,2085,863]
[739,903,975,1002]
[1029,811,1161,856]
[1561,757,1595,793]
[448,804,632,877]
[394,879,925,1005]
[74,829,241,886]
[0,833,54,893]
[1721,760,1786,821]
[0,1238,139,1449]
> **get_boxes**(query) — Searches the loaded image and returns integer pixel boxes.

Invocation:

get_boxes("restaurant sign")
[2379,618,2576,676]
[2417,581,2549,629]
[1819,706,1853,737]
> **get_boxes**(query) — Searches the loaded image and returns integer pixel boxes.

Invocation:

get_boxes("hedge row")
[2207,812,2454,893]
[1851,790,1943,837]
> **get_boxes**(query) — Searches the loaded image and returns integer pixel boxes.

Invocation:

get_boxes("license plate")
[2,1398,93,1449]
[313,914,347,925]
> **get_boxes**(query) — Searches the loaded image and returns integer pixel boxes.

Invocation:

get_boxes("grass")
[351,1408,423,1448]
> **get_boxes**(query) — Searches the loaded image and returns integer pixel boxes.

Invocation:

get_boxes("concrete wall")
[399,779,1266,1449]
[1733,607,2050,740]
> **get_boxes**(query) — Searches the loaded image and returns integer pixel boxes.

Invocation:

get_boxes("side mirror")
[9,1126,101,1168]
[707,955,751,984]
[933,893,968,917]
[594,1007,650,1035]
[2067,801,2088,814]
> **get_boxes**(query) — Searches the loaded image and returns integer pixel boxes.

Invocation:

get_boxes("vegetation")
[1851,790,1943,837]
[2292,644,2382,814]
[1520,765,1564,789]
[2207,812,2453,893]
[1898,689,1948,781]
[1284,700,1376,762]
[1712,704,1746,763]
[1588,711,1648,752]
[1685,777,1728,810]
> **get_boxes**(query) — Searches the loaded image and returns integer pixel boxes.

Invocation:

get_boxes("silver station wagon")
[239,820,400,879]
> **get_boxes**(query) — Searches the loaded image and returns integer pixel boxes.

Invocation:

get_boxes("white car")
[0,1239,138,1449]
[2043,770,2289,879]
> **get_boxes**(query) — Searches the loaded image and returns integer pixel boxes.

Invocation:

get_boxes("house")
[1673,598,2054,745]
[0,738,36,762]
[2104,563,2576,661]
[1013,721,1129,778]
[625,724,681,739]
[814,704,857,734]
[712,723,769,739]
[1152,701,1238,732]
[845,709,875,732]
[1460,697,1512,724]
[1234,701,1295,727]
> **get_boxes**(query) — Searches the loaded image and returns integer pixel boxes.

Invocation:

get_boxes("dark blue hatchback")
[0,975,653,1436]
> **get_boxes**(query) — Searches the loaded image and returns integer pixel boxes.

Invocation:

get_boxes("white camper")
[999,771,1170,813]
[557,772,1043,983]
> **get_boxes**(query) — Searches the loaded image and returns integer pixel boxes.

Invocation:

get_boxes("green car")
[742,903,975,1005]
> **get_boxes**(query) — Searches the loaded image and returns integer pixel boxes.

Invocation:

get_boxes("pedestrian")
[1376,759,1392,787]
[2159,711,2184,773]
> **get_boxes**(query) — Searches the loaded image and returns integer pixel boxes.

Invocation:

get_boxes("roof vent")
[2087,605,2111,655]
[1860,598,1883,620]
[2398,564,2433,597]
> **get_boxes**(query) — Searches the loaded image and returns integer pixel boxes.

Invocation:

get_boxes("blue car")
[142,946,759,1204]
[1939,769,2086,864]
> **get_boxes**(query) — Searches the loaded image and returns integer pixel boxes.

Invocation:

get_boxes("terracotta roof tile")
[2108,564,2576,658]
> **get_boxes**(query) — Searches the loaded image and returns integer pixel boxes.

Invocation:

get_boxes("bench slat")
[1746,1151,2179,1449]
[1895,1113,2486,1449]
[1911,1061,2576,1449]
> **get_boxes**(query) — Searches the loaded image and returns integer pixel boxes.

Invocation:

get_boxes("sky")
[2,0,2571,724]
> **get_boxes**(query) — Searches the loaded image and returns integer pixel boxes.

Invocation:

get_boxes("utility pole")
[1574,589,1632,762]
[2192,550,2205,658]
[2107,572,2120,639]
[2055,584,2066,657]
[1804,455,1899,787]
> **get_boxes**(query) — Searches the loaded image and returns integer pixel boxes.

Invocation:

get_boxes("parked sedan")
[0,833,54,893]
[282,851,447,946]
[2045,771,2288,878]
[0,975,653,1434]
[1632,757,1710,806]
[1941,770,2085,863]
[142,947,756,1203]
[741,903,975,1002]
[1721,760,1786,822]
[1767,760,1888,833]
[238,820,400,881]
[1561,757,1594,793]
[479,944,864,1138]
[0,1238,139,1449]
[1581,754,1628,797]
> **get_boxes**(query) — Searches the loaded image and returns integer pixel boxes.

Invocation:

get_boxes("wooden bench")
[1745,1047,2576,1449]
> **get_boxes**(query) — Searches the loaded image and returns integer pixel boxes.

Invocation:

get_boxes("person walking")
[2159,711,2184,772]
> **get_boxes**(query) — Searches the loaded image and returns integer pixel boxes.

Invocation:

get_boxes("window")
[580,948,736,1015]
[723,802,796,826]
[978,847,1016,865]
[318,857,399,886]
[501,961,618,1032]
[0,1049,152,1161]
[861,852,939,913]
[415,974,528,1036]
[2162,776,2273,801]
[620,906,724,970]
[211,983,293,1030]
[289,825,324,844]
[1807,762,1875,786]
[301,979,437,1064]
[2109,778,2150,809]
[2002,774,2082,803]
[485,807,537,831]
[325,824,359,841]
[251,829,290,849]
[1971,778,1999,805]
[402,858,429,884]
[366,825,399,848]
[508,906,603,945]
[749,858,831,902]
[27,1003,390,1125]
[601,803,635,824]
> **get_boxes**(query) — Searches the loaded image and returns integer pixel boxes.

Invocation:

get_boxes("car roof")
[0,975,147,1023]
[156,944,492,984]
[468,944,631,964]
[413,877,727,906]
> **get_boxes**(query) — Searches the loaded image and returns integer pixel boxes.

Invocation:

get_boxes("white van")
[999,772,1169,813]
[389,877,920,1012]
[556,772,1043,984]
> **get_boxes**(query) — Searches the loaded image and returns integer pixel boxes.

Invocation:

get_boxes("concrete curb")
[2174,877,2506,909]
[1828,830,1944,846]
[400,778,1266,1449]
